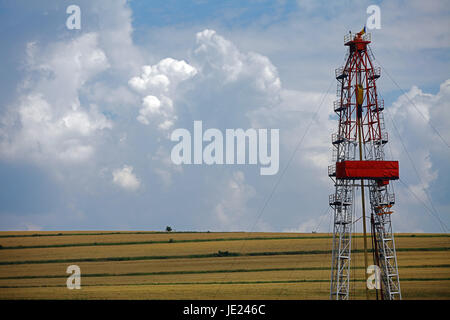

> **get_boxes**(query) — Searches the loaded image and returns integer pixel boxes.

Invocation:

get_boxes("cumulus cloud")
[390,82,447,189]
[129,58,197,93]
[26,33,110,104]
[129,58,197,129]
[137,95,175,129]
[194,29,281,95]
[0,0,146,167]
[112,165,141,191]
[91,0,143,75]
[0,33,112,164]
[128,29,283,134]
[386,79,450,231]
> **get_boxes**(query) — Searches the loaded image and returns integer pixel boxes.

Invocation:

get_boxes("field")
[0,231,449,300]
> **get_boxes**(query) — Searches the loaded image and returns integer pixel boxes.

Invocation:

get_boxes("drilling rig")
[329,28,402,300]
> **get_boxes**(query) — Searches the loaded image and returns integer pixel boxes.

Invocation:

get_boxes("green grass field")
[0,231,448,299]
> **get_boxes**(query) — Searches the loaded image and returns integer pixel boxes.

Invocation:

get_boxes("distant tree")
[166,226,172,232]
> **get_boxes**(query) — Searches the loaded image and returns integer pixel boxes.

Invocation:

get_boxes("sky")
[0,0,449,233]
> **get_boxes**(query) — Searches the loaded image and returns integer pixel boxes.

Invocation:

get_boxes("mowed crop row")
[1,235,448,263]
[0,232,324,247]
[0,251,449,279]
[0,238,336,262]
[0,231,446,248]
[2,280,448,300]
[0,232,449,299]
[0,266,449,288]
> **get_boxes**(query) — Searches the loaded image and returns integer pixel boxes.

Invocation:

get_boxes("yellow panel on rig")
[356,84,364,106]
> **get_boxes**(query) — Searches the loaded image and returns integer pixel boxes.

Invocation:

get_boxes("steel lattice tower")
[329,29,401,300]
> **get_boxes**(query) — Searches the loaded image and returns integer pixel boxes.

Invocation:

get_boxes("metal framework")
[329,30,401,300]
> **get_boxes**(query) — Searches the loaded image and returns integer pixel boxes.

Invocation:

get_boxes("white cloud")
[387,79,450,231]
[112,165,141,191]
[0,33,112,164]
[92,0,143,75]
[194,29,281,95]
[137,95,162,124]
[129,58,196,93]
[0,94,112,164]
[389,81,450,188]
[194,29,245,82]
[129,58,197,129]
[26,33,110,104]
[158,119,175,130]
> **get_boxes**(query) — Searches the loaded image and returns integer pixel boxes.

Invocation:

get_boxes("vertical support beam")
[357,91,370,300]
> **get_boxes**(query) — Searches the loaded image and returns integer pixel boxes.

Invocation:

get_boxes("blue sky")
[0,0,449,232]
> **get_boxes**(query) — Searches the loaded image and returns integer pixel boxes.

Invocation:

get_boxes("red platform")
[336,160,399,180]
